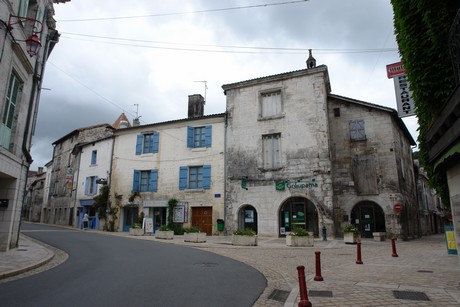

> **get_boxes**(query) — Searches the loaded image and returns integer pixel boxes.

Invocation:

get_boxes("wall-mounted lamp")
[7,14,43,57]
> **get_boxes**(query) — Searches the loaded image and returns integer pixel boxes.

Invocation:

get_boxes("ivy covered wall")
[391,0,460,207]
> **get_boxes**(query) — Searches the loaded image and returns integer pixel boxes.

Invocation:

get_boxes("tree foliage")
[391,0,460,207]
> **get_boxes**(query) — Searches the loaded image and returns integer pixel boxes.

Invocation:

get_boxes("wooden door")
[192,207,212,235]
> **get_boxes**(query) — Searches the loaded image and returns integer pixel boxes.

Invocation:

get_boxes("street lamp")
[6,14,43,57]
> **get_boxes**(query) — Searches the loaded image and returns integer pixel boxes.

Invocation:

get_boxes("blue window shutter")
[85,177,90,195]
[150,169,158,192]
[187,127,194,148]
[91,150,97,165]
[135,135,143,155]
[202,165,211,189]
[133,170,140,192]
[205,125,212,147]
[179,166,188,190]
[93,176,98,195]
[152,132,159,153]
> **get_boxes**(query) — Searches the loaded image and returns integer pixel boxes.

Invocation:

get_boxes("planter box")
[344,232,360,244]
[286,235,314,247]
[373,232,386,241]
[129,228,144,236]
[232,235,258,246]
[155,230,174,240]
[184,232,207,243]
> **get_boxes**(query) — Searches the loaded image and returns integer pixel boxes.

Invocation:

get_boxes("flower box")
[232,234,258,246]
[155,230,174,240]
[184,232,207,243]
[344,232,360,244]
[129,228,144,236]
[286,235,314,247]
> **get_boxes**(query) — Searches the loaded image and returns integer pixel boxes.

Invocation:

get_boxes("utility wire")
[58,0,309,22]
[47,61,141,122]
[61,33,397,55]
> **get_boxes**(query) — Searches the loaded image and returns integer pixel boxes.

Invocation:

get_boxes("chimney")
[188,94,205,118]
[38,167,43,174]
[133,117,141,127]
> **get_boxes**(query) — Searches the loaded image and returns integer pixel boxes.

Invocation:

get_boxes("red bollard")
[314,251,324,281]
[391,237,399,257]
[297,265,313,307]
[356,241,363,264]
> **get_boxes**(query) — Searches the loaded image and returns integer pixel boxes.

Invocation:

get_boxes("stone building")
[223,58,418,239]
[328,95,417,239]
[0,0,69,251]
[23,167,46,222]
[110,95,226,234]
[414,160,443,235]
[43,124,114,227]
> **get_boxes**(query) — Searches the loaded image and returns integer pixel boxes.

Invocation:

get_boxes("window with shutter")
[260,90,282,118]
[91,150,97,165]
[349,120,366,141]
[136,132,159,154]
[187,126,212,148]
[262,134,281,169]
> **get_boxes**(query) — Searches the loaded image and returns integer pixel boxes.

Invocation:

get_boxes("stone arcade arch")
[279,197,318,237]
[350,201,386,238]
[237,205,258,234]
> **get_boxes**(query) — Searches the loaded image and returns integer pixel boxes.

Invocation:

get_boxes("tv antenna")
[193,80,207,104]
[133,104,139,118]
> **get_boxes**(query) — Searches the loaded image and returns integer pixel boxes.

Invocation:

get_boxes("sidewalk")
[1,228,459,306]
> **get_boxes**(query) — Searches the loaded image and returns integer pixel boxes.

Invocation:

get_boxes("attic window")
[333,108,340,117]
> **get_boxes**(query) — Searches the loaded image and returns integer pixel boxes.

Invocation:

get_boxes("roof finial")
[306,49,316,68]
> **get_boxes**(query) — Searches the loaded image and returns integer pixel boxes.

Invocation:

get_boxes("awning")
[434,140,460,170]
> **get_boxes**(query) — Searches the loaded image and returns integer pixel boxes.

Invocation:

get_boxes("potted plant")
[183,226,207,243]
[155,225,174,240]
[129,222,144,236]
[343,224,360,244]
[286,227,314,247]
[232,228,258,246]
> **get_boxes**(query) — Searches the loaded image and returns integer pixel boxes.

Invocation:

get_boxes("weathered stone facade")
[43,124,113,227]
[223,66,334,237]
[328,95,417,239]
[223,65,418,239]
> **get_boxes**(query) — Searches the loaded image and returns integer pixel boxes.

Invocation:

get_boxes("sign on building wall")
[386,62,416,118]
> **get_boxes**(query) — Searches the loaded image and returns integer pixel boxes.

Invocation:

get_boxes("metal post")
[356,241,363,264]
[297,265,313,307]
[314,251,323,281]
[391,237,399,257]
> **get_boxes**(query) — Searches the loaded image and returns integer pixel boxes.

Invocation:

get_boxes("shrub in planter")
[286,227,314,247]
[129,223,144,236]
[232,228,257,246]
[343,224,360,244]
[155,225,174,240]
[183,226,206,243]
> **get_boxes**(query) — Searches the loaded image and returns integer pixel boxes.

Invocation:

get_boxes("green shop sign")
[275,178,318,191]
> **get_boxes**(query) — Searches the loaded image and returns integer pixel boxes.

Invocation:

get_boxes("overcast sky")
[30,0,418,170]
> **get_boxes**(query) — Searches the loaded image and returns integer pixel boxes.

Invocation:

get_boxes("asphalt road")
[0,224,266,307]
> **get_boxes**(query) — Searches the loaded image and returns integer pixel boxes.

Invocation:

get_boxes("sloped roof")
[52,123,114,145]
[112,113,132,129]
[222,65,330,93]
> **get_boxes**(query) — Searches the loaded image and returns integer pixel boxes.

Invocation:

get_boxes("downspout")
[223,111,228,235]
[107,135,115,231]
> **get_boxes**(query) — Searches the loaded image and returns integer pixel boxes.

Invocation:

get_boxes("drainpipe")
[223,112,228,235]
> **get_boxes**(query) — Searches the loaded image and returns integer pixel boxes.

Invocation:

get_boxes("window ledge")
[183,189,206,193]
[258,114,285,121]
[259,166,284,172]
[191,147,208,152]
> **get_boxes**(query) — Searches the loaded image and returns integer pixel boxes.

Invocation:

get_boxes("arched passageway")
[350,201,386,238]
